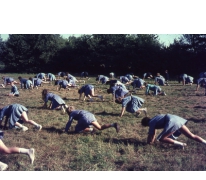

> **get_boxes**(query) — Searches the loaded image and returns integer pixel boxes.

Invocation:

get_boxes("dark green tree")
[1,34,66,72]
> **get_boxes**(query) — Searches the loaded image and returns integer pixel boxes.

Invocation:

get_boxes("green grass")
[1,73,206,171]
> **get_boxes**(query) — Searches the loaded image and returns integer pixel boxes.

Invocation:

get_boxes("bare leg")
[90,89,103,101]
[21,111,39,126]
[91,121,119,132]
[0,140,35,164]
[179,125,206,143]
[0,140,20,154]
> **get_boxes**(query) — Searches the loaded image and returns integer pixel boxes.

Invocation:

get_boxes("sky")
[0,34,182,46]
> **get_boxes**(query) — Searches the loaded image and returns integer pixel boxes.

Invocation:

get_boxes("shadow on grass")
[44,127,68,134]
[193,105,206,109]
[94,111,119,116]
[187,117,206,123]
[103,138,147,147]
[43,127,102,136]
[26,106,44,109]
[63,98,79,101]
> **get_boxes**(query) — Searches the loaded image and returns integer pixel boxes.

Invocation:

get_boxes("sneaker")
[21,126,28,132]
[91,128,97,135]
[89,98,94,102]
[100,95,104,101]
[162,91,167,96]
[0,162,8,171]
[114,123,120,133]
[143,108,147,116]
[28,148,35,164]
[136,111,141,117]
[182,143,187,150]
[61,106,65,113]
[36,125,42,131]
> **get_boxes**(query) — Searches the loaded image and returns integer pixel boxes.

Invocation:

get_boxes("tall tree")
[1,34,66,72]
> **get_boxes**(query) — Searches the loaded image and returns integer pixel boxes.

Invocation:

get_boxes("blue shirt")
[65,110,82,131]
[11,85,19,95]
[0,105,10,121]
[20,78,27,88]
[145,84,161,95]
[3,77,14,85]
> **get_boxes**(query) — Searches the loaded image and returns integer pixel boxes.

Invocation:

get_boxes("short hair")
[107,89,112,94]
[96,77,99,81]
[42,89,48,96]
[18,76,22,80]
[66,106,75,114]
[78,89,82,94]
[141,117,151,127]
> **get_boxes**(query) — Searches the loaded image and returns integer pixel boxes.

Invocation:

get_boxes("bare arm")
[120,107,126,117]
[147,130,156,144]
[196,85,199,91]
[3,117,9,129]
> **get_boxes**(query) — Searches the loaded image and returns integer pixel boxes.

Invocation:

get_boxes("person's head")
[96,77,99,81]
[144,82,148,87]
[165,70,168,73]
[66,106,75,115]
[18,76,22,80]
[78,89,82,94]
[2,76,5,79]
[107,89,112,94]
[29,77,32,81]
[157,73,160,76]
[141,117,151,127]
[42,89,48,99]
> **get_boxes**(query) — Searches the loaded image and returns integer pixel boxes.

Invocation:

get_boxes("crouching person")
[0,103,42,131]
[141,114,206,149]
[65,106,120,134]
[115,95,147,117]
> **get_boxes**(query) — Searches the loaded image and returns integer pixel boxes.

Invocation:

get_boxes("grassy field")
[1,73,206,171]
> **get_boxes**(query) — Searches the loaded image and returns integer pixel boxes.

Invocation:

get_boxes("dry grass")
[1,73,206,171]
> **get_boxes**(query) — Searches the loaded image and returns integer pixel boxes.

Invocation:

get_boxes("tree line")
[0,34,206,79]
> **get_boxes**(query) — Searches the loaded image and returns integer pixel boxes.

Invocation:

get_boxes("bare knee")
[0,147,12,154]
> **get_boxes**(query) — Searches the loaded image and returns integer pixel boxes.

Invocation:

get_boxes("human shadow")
[63,98,79,101]
[43,127,68,134]
[187,117,206,123]
[94,111,119,116]
[103,138,147,147]
[193,105,206,109]
[26,106,43,109]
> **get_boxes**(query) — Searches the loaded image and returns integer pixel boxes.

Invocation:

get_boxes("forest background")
[0,34,205,79]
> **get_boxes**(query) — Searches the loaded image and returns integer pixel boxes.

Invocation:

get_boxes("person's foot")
[162,91,167,96]
[89,98,94,102]
[136,111,141,117]
[21,126,28,132]
[36,125,42,131]
[61,106,65,113]
[143,108,147,116]
[114,123,120,133]
[28,148,35,164]
[100,95,104,101]
[91,128,97,135]
[0,162,8,171]
[182,143,187,150]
